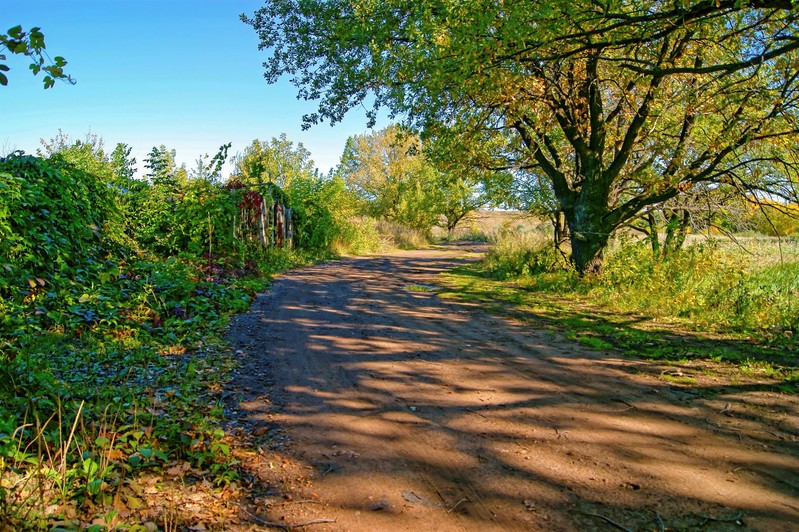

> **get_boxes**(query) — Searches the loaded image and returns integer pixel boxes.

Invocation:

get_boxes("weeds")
[374,219,430,249]
[332,216,384,255]
[483,230,567,279]
[0,246,308,527]
[440,228,799,389]
[0,149,386,527]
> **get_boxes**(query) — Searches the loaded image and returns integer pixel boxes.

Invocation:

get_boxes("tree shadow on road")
[225,249,799,531]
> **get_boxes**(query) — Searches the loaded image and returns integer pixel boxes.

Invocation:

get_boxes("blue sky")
[2,0,386,176]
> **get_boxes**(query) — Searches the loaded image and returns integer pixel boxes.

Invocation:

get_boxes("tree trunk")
[647,212,661,258]
[553,211,569,245]
[561,180,612,276]
[569,234,607,275]
[446,217,458,240]
[662,209,690,256]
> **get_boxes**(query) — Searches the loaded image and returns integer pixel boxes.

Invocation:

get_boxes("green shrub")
[481,230,798,337]
[0,152,117,284]
[596,239,798,333]
[333,216,383,255]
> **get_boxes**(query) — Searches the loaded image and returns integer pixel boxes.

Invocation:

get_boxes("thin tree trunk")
[647,212,661,258]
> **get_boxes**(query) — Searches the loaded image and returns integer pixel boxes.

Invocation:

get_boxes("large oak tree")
[244,0,799,274]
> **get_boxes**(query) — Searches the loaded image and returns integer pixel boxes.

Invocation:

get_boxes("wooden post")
[260,198,267,247]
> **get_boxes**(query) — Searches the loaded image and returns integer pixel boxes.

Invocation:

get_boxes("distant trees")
[337,125,486,235]
[232,134,316,189]
[338,125,436,231]
[144,145,188,187]
[190,143,231,183]
[42,133,112,183]
[110,143,137,182]
[433,172,487,239]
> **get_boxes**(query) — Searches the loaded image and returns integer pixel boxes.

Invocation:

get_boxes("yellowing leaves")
[106,448,127,461]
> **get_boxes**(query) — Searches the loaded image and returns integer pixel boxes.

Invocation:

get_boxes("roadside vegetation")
[0,134,391,528]
[4,0,799,525]
[440,216,799,392]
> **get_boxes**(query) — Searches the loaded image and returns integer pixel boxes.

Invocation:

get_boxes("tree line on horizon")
[5,0,799,273]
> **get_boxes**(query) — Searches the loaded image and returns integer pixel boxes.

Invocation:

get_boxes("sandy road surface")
[226,245,799,531]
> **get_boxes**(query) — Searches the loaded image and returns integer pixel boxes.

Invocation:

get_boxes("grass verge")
[438,238,799,394]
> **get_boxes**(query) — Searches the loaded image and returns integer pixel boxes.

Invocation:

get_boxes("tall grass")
[432,210,549,243]
[328,217,433,255]
[483,230,799,337]
[374,219,430,250]
[330,216,384,256]
[483,230,566,279]
[598,239,799,333]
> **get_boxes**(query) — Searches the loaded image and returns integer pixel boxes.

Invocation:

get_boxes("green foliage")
[373,219,429,250]
[483,229,567,279]
[109,142,137,182]
[245,0,799,275]
[288,173,349,252]
[337,125,445,234]
[233,134,316,190]
[190,143,231,184]
[597,239,799,334]
[333,216,383,255]
[0,152,117,285]
[748,203,799,237]
[482,228,799,342]
[0,148,319,527]
[144,145,186,187]
[0,25,73,88]
[132,178,242,257]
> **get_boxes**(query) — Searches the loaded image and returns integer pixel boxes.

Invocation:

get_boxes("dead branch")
[272,499,324,506]
[581,511,634,532]
[248,514,336,530]
[705,418,742,432]
[698,510,744,525]
[447,498,468,513]
[212,491,334,529]
[594,401,636,413]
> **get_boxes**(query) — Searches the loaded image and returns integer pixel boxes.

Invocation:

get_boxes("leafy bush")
[132,179,243,257]
[332,216,383,255]
[0,152,315,526]
[747,203,799,237]
[289,174,347,253]
[287,174,389,256]
[596,239,799,334]
[0,152,117,284]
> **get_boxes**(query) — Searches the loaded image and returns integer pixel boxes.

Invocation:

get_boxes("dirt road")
[226,245,799,531]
